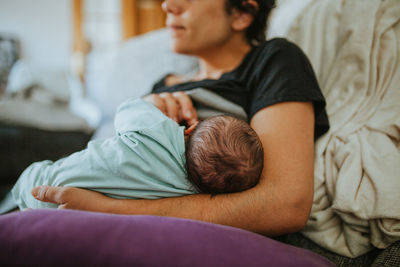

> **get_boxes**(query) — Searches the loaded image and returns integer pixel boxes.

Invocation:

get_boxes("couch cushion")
[0,209,334,266]
[0,123,92,186]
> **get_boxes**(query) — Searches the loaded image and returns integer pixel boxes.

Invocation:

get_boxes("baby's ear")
[184,121,199,136]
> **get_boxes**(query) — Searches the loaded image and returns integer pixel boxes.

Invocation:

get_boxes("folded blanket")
[287,0,400,258]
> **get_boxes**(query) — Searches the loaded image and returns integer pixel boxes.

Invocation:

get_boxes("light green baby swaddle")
[12,99,197,209]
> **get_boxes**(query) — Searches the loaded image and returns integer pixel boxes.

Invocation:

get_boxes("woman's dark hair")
[225,0,276,46]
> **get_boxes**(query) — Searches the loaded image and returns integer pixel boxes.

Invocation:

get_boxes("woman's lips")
[168,25,186,37]
[169,24,185,29]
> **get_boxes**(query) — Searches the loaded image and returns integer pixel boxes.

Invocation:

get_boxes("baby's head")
[185,115,264,194]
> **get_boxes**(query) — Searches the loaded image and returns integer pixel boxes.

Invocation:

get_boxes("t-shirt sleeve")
[248,39,329,139]
[114,98,169,134]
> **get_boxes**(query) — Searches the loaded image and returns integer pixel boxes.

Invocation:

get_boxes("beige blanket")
[286,0,400,258]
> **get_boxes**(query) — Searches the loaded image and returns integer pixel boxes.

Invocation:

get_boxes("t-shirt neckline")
[162,43,260,88]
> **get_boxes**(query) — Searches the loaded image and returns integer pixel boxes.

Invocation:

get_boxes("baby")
[12,98,264,209]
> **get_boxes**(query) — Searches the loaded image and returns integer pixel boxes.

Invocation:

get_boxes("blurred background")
[0,0,166,97]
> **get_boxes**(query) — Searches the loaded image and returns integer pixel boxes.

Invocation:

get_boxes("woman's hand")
[143,91,198,126]
[31,186,111,212]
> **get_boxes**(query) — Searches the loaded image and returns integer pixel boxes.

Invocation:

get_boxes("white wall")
[0,0,72,71]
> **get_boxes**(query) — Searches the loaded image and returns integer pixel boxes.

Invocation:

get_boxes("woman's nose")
[162,0,184,15]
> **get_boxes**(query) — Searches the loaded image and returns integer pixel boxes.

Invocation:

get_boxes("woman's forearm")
[32,180,307,236]
[101,181,308,236]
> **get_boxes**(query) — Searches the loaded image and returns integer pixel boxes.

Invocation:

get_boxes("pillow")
[267,0,313,39]
[0,209,334,266]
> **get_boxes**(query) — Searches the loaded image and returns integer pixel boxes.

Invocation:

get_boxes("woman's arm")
[32,101,315,236]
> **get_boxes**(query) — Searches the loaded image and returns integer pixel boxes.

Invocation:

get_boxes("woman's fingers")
[144,91,198,126]
[159,92,179,122]
[144,93,179,122]
[31,186,67,205]
[31,186,107,211]
[173,91,198,126]
[143,94,167,114]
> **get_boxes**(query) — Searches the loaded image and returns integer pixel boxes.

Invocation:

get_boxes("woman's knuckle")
[159,92,172,98]
[172,91,185,97]
[39,187,47,201]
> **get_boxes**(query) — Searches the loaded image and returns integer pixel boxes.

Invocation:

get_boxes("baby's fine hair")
[186,115,264,194]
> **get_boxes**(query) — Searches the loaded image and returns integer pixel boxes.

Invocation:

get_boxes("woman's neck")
[193,37,252,81]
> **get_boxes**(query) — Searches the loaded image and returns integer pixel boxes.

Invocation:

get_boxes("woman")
[32,0,329,236]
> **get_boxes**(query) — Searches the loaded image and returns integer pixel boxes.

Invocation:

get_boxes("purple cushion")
[0,209,334,266]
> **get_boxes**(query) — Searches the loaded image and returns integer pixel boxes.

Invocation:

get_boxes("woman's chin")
[169,41,192,55]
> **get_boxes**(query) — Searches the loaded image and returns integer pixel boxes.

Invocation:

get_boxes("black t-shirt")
[152,38,329,140]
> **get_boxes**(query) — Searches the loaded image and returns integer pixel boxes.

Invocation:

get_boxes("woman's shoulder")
[245,38,317,83]
[253,38,307,60]
[247,39,330,139]
[238,38,308,77]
